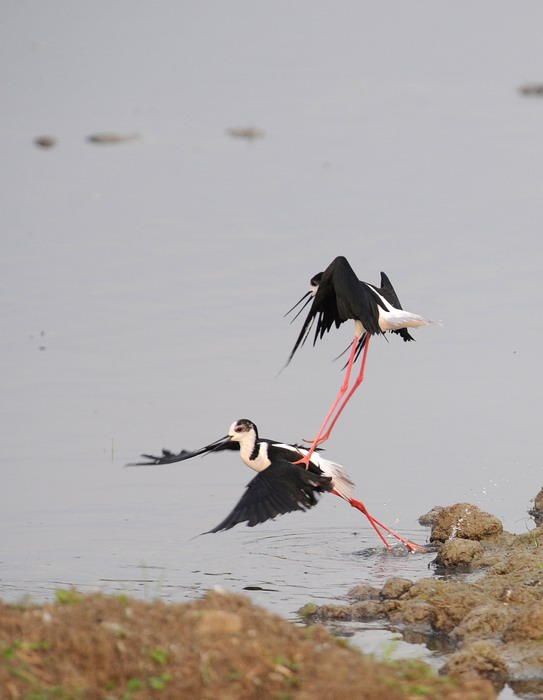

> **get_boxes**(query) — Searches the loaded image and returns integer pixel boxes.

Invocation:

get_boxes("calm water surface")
[2,3,543,696]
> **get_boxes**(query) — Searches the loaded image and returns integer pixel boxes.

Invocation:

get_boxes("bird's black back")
[266,441,324,477]
[321,257,380,333]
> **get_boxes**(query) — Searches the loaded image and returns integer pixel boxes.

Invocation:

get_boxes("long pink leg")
[296,336,371,468]
[330,489,392,548]
[313,336,371,445]
[294,337,359,467]
[331,489,425,552]
[348,496,426,552]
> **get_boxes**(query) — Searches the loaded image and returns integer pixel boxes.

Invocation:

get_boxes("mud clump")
[434,539,483,568]
[0,588,494,700]
[528,486,543,526]
[429,503,503,542]
[443,641,508,681]
[308,501,543,693]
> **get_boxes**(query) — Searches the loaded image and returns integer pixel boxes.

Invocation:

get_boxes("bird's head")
[228,419,258,444]
[309,271,323,294]
[283,271,324,324]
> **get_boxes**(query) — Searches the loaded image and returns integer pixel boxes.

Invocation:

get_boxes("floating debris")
[29,330,47,350]
[518,83,543,97]
[226,126,265,141]
[34,135,57,148]
[86,132,142,145]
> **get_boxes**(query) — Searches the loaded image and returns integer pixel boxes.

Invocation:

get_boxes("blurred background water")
[2,2,543,692]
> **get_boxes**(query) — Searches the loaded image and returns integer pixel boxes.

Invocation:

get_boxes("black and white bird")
[130,418,423,551]
[285,256,439,462]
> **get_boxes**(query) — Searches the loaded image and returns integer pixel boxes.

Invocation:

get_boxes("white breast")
[239,440,271,472]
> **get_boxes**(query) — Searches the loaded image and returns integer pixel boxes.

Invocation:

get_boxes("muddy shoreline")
[307,500,543,697]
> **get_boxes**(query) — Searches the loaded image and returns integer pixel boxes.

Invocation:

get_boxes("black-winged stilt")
[285,256,438,464]
[130,418,424,551]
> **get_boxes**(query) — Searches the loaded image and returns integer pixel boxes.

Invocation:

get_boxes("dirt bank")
[0,587,493,699]
[307,501,543,696]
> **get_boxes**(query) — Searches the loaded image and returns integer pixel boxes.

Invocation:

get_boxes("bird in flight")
[129,418,425,551]
[285,256,439,463]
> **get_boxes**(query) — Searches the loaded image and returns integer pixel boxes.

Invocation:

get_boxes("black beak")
[199,434,233,455]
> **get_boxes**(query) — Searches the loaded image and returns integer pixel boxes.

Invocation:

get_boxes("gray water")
[2,2,543,693]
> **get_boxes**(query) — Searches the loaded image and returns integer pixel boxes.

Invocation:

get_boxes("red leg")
[349,496,426,553]
[313,335,371,445]
[330,490,392,549]
[297,336,371,469]
[294,336,359,467]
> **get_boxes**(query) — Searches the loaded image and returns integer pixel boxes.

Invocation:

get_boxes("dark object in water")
[518,83,543,97]
[87,132,141,144]
[226,126,265,141]
[34,136,57,148]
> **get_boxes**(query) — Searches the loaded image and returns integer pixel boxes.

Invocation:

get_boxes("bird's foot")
[293,455,312,469]
[301,436,327,447]
[403,540,429,554]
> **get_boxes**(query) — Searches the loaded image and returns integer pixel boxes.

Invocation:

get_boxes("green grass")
[149,647,169,666]
[54,588,84,605]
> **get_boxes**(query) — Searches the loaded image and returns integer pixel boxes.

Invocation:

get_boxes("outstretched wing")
[127,436,237,466]
[206,460,332,533]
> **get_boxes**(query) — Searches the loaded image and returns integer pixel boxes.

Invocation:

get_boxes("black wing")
[335,331,369,369]
[287,256,378,365]
[128,435,236,466]
[378,271,403,309]
[320,257,385,345]
[322,257,381,335]
[310,258,347,341]
[285,258,349,365]
[378,272,414,343]
[206,460,333,533]
[285,281,328,365]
